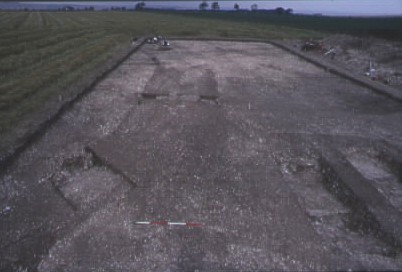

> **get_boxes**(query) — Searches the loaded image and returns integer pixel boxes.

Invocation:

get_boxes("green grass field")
[0,11,321,140]
[175,11,402,40]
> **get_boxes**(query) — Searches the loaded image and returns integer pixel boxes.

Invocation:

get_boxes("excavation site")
[1,40,402,271]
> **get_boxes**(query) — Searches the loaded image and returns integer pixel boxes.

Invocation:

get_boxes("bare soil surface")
[1,41,402,271]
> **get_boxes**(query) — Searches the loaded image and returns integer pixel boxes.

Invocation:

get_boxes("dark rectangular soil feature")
[318,144,402,249]
[49,179,78,212]
[84,146,136,188]
[375,140,402,184]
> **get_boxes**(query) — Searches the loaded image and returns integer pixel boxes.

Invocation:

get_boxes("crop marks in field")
[0,12,130,135]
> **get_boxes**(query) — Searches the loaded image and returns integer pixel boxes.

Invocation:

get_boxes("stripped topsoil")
[1,39,402,272]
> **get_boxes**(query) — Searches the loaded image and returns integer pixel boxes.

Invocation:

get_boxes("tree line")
[135,1,294,14]
[199,1,293,14]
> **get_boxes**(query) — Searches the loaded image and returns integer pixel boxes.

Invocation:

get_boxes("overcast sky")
[2,0,402,16]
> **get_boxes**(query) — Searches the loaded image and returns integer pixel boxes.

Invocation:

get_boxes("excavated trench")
[1,40,402,271]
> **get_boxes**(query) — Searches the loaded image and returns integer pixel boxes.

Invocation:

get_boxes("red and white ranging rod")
[134,221,202,227]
